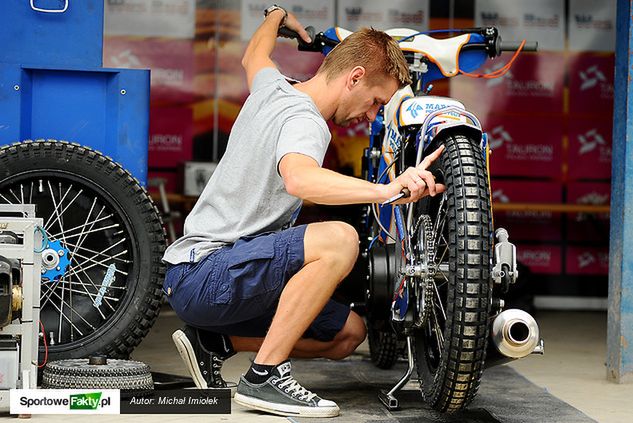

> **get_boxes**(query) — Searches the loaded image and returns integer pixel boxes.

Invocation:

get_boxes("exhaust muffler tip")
[491,309,540,359]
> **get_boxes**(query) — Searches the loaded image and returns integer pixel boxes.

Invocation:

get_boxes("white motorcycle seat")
[332,27,471,77]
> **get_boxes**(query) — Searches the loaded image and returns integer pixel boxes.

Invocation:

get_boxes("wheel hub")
[41,239,70,282]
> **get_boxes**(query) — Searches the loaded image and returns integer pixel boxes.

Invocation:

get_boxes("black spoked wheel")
[0,140,166,361]
[413,134,492,412]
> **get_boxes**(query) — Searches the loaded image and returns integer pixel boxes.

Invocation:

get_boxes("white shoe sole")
[234,392,340,418]
[172,329,237,397]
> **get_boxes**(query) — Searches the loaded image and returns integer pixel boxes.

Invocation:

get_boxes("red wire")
[460,40,527,79]
[38,320,48,368]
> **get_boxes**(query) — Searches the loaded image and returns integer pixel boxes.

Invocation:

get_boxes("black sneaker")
[172,325,236,390]
[234,361,339,418]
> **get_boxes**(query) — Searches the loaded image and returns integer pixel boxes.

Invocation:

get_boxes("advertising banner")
[475,0,565,51]
[451,52,565,118]
[483,115,563,179]
[241,0,335,41]
[337,0,429,32]
[516,245,562,274]
[566,246,609,275]
[568,0,616,52]
[105,0,196,39]
[149,107,194,169]
[567,117,612,180]
[104,38,196,105]
[491,180,562,241]
[566,182,610,243]
[568,54,615,115]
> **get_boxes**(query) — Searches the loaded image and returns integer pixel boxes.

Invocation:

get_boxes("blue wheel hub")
[41,239,71,282]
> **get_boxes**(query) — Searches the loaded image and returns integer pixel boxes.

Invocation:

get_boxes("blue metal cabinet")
[0,0,103,68]
[0,0,151,185]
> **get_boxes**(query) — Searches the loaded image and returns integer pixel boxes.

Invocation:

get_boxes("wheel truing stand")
[378,335,416,410]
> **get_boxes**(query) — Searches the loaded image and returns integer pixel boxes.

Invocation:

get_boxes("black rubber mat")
[275,356,596,423]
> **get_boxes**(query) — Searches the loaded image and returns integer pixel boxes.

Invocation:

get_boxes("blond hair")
[317,27,411,87]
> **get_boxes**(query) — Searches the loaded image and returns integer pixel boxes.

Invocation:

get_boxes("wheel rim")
[0,171,138,352]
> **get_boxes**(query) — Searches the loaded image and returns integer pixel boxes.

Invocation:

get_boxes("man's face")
[333,75,399,127]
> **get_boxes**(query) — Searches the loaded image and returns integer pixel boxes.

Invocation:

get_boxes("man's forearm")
[285,166,388,205]
[242,10,285,69]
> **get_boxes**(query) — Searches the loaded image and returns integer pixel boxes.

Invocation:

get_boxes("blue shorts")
[163,225,350,342]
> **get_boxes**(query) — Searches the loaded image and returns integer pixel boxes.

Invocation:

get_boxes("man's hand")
[242,9,309,90]
[381,145,446,204]
[282,12,312,43]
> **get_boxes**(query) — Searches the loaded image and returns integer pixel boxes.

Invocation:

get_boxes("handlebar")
[501,41,538,52]
[278,26,337,52]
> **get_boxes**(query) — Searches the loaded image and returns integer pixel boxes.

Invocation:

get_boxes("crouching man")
[162,5,444,418]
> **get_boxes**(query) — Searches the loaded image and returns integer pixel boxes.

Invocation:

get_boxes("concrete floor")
[508,311,633,423]
[12,310,633,422]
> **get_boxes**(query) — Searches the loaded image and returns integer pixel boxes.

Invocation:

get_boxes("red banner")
[492,180,562,241]
[149,107,194,168]
[567,116,612,180]
[484,115,563,179]
[568,54,614,116]
[566,246,609,275]
[451,52,565,118]
[516,244,562,274]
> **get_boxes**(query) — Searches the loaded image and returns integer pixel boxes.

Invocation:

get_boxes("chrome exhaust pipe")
[485,309,543,368]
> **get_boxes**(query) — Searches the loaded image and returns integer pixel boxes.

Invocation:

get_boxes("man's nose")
[366,105,380,122]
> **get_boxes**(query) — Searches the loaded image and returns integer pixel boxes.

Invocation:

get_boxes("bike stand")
[379,336,415,410]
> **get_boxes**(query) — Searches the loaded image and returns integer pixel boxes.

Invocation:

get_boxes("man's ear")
[347,66,366,89]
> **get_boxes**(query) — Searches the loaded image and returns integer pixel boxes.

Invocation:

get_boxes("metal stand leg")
[379,335,415,410]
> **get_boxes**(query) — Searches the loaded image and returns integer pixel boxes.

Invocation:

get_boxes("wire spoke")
[53,284,120,302]
[47,212,114,240]
[48,288,96,331]
[51,223,120,242]
[9,188,21,203]
[48,181,70,246]
[68,269,113,316]
[431,308,444,351]
[433,282,447,321]
[72,202,103,258]
[0,193,14,204]
[62,240,131,264]
[69,244,129,277]
[43,186,82,231]
[65,259,121,313]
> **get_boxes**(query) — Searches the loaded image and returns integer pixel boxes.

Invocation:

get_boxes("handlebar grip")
[501,41,538,52]
[278,26,299,39]
[278,26,317,50]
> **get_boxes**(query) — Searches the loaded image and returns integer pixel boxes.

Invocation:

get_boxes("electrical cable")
[38,320,48,368]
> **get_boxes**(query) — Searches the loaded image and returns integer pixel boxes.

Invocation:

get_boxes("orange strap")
[459,40,526,79]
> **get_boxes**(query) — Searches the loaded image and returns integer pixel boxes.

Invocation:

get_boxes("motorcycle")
[282,25,544,413]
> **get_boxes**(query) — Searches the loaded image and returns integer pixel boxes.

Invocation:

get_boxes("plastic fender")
[429,121,483,146]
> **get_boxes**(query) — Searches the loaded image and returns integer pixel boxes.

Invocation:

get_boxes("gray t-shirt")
[162,67,331,264]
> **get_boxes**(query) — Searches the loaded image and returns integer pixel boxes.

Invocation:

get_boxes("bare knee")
[305,221,359,273]
[327,311,367,360]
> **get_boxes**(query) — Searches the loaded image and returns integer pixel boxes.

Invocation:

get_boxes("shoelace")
[276,376,318,402]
